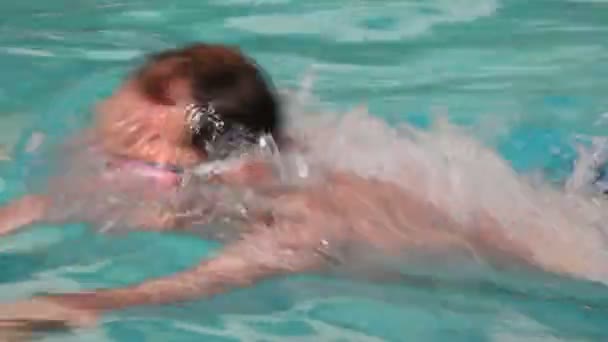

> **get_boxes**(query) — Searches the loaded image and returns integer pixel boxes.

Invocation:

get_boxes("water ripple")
[225,0,500,42]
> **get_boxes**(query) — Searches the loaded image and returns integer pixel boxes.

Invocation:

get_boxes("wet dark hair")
[133,43,283,155]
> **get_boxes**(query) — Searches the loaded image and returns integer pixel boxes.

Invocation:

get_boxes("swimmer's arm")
[44,230,324,312]
[0,195,48,236]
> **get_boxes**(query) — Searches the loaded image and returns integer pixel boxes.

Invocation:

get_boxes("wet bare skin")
[0,162,579,332]
[0,62,595,333]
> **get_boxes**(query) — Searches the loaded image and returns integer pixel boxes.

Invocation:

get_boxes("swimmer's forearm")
[46,234,323,311]
[0,195,48,236]
[50,259,260,311]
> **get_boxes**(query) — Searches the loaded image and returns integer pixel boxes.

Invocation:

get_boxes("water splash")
[271,71,608,285]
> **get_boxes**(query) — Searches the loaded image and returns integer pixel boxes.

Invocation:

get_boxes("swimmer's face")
[96,80,276,185]
[95,79,207,166]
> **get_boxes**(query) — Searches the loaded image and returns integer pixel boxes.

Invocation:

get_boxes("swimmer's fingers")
[0,318,70,332]
[0,298,98,332]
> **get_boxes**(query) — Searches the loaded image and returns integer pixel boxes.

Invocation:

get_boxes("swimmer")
[0,43,602,331]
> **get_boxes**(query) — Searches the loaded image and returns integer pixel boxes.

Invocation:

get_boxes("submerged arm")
[0,195,48,236]
[41,228,324,312]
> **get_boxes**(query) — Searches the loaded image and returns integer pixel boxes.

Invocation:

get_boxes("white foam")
[278,69,608,284]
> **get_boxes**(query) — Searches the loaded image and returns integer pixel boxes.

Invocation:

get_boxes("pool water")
[1,0,608,341]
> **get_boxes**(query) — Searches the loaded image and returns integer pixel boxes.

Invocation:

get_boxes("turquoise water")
[1,0,608,340]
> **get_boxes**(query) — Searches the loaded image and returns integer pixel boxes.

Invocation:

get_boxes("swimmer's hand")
[0,195,47,236]
[0,297,98,332]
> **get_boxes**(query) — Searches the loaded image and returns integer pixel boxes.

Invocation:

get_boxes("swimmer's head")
[96,43,283,165]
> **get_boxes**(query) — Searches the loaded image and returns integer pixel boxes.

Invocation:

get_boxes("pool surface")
[1,0,608,341]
